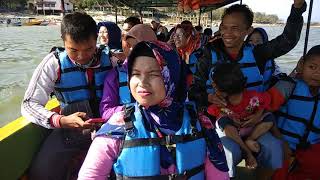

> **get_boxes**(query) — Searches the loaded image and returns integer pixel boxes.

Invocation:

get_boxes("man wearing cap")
[151,17,169,42]
[99,24,157,121]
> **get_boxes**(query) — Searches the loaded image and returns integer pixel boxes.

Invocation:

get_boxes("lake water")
[0,25,319,127]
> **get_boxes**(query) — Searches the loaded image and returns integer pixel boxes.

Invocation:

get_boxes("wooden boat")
[23,18,42,26]
[0,0,315,179]
[0,99,59,180]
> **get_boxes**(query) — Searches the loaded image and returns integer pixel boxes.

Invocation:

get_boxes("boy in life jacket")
[21,12,113,180]
[205,63,275,170]
[78,41,229,180]
[266,45,320,180]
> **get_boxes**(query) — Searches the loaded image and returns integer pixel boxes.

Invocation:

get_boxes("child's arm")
[241,109,264,128]
[78,137,121,180]
[265,79,296,111]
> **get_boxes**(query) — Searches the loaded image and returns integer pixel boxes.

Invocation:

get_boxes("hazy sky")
[232,0,320,22]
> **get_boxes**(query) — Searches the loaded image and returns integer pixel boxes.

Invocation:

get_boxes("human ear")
[247,26,254,36]
[296,56,305,74]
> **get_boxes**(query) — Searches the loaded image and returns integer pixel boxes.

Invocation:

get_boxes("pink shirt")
[78,136,229,180]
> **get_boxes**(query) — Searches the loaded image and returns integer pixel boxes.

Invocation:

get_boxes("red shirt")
[207,90,271,121]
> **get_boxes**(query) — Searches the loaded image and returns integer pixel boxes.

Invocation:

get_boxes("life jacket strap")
[184,103,199,135]
[124,105,135,132]
[115,164,204,180]
[122,132,203,149]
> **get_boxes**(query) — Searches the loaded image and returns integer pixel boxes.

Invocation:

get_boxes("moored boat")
[23,18,42,26]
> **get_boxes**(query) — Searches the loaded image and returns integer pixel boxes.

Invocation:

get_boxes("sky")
[231,0,320,22]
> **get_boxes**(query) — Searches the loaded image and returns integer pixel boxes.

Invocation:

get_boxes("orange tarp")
[178,0,225,11]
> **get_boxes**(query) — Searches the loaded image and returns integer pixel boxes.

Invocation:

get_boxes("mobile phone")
[86,118,105,123]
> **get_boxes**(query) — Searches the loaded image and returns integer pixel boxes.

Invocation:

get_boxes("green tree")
[0,0,27,11]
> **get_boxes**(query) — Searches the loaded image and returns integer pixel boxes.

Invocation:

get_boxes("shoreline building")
[27,0,73,15]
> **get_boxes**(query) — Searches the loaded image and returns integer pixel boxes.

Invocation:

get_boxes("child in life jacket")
[268,45,320,180]
[78,41,229,180]
[207,63,276,170]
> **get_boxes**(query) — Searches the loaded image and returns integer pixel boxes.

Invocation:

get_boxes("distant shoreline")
[1,12,320,28]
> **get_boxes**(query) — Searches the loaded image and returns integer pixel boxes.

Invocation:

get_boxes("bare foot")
[245,153,258,169]
[245,139,260,153]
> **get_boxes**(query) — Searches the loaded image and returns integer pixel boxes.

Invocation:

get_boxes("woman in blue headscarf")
[78,41,229,180]
[246,27,285,90]
[97,21,122,52]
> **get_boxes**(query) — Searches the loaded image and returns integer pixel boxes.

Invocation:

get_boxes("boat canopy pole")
[303,0,314,56]
[139,8,143,24]
[211,10,213,26]
[198,7,202,26]
[61,0,65,16]
[115,6,118,24]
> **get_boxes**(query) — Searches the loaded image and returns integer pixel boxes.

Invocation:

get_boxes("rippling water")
[0,25,319,127]
[0,25,62,126]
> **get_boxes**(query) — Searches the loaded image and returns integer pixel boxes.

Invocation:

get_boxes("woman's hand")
[294,0,305,8]
[59,112,92,129]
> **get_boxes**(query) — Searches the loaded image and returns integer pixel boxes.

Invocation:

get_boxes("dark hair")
[212,63,247,95]
[97,21,122,50]
[61,12,97,43]
[127,42,155,79]
[124,16,141,27]
[304,45,320,62]
[222,4,254,28]
[204,28,213,36]
[181,20,193,26]
[194,25,203,32]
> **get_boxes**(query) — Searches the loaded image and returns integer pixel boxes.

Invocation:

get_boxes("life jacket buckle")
[169,173,187,180]
[165,135,176,151]
[168,174,177,180]
[165,135,173,145]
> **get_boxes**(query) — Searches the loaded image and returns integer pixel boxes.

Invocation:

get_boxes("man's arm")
[21,53,59,129]
[254,1,307,64]
[188,46,212,110]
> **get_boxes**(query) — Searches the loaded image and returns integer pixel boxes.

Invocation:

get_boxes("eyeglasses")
[99,31,108,34]
[173,33,184,39]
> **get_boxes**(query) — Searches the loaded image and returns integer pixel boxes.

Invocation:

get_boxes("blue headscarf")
[246,27,269,44]
[97,21,122,51]
[128,41,188,168]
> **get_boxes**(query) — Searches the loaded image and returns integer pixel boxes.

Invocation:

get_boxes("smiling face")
[173,28,188,49]
[220,12,252,53]
[248,31,264,46]
[129,56,166,107]
[301,55,320,88]
[98,26,109,45]
[64,34,97,65]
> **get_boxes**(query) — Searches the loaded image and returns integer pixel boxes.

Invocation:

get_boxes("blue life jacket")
[99,103,206,179]
[262,59,275,91]
[277,79,320,150]
[188,49,203,74]
[117,65,135,105]
[206,45,264,94]
[53,47,112,108]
